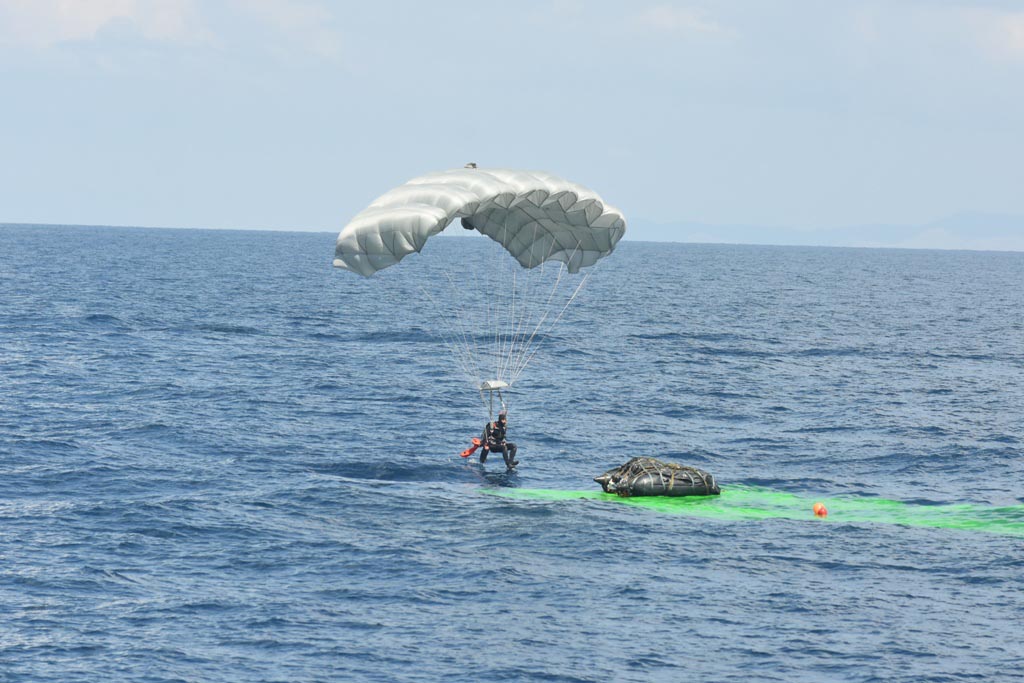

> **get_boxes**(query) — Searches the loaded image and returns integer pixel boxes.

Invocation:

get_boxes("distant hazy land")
[628,211,1024,252]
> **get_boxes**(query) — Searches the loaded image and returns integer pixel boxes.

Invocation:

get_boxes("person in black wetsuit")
[480,410,518,470]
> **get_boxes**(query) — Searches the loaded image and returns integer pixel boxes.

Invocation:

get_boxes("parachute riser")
[479,380,510,421]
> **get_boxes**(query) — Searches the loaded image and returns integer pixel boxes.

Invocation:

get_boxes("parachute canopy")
[333,168,626,276]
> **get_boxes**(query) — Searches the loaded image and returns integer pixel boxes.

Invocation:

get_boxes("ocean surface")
[2,224,1022,682]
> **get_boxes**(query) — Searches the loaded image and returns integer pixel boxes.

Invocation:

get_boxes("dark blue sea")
[2,224,1022,682]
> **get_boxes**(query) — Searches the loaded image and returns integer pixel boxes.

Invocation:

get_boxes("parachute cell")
[333,168,626,277]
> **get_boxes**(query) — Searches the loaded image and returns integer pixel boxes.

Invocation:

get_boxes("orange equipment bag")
[460,438,482,458]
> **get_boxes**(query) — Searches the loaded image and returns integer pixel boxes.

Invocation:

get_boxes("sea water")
[1,225,1022,682]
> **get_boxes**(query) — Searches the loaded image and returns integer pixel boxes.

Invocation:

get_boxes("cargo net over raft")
[595,457,721,497]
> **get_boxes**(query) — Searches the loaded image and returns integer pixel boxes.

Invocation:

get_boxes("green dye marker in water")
[484,486,1024,537]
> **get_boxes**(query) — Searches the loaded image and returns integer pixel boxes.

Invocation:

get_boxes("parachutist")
[333,168,625,453]
[480,410,518,471]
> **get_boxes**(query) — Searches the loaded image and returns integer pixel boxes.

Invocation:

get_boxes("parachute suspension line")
[507,220,560,382]
[487,221,500,384]
[506,238,583,384]
[516,264,594,383]
[419,279,481,387]
[505,261,564,386]
[499,241,536,387]
[510,240,595,383]
[511,265,593,385]
[431,318,477,386]
[419,287,470,381]
[497,230,516,387]
[500,223,521,385]
[423,216,602,396]
[435,269,484,386]
[494,222,529,386]
[503,262,536,386]
[502,220,535,385]
[432,227,520,396]
[425,257,500,390]
[500,265,517,385]
[491,275,501,383]
[496,218,513,384]
[439,266,489,386]
[481,387,508,421]
[499,221,563,386]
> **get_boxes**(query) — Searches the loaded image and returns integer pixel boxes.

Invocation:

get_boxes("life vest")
[486,421,506,445]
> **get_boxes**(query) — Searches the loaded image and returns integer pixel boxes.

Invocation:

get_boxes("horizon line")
[2,221,1021,255]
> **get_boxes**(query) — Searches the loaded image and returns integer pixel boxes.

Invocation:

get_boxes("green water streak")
[485,486,1024,537]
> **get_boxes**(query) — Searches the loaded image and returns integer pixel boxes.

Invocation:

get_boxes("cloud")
[967,8,1024,62]
[225,0,343,62]
[0,0,212,49]
[0,0,343,63]
[889,4,1024,64]
[633,4,730,36]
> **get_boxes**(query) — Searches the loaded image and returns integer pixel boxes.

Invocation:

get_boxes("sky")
[1,0,1023,249]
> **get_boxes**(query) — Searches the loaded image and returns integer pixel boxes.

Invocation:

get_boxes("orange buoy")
[812,502,828,517]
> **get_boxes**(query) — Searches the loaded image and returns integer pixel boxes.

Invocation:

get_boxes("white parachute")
[334,166,626,407]
[334,168,625,276]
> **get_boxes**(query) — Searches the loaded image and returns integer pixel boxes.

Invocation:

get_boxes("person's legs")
[482,443,518,469]
[501,444,514,469]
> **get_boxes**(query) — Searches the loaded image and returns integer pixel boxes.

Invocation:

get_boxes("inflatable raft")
[595,457,720,497]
